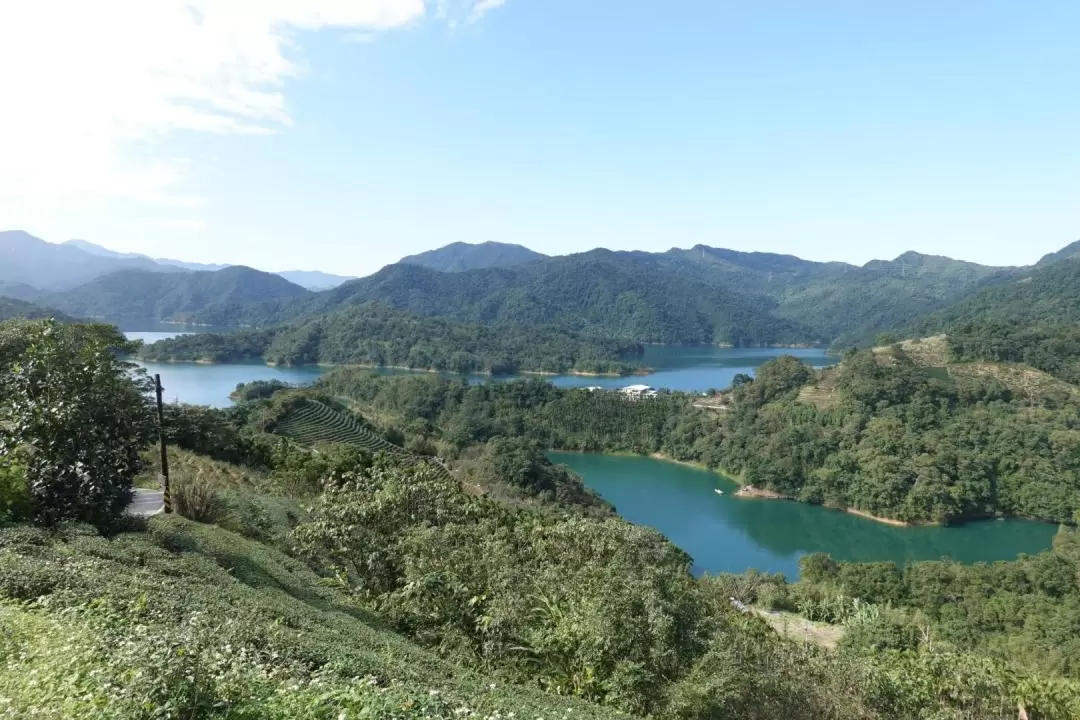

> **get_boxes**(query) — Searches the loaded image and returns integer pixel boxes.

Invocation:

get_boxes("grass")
[750,608,845,649]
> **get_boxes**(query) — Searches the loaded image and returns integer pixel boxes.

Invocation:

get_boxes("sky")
[1,0,1077,276]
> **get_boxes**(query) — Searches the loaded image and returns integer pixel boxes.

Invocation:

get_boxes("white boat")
[714,489,724,495]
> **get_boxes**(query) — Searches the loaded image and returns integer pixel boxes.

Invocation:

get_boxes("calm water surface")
[548,452,1058,578]
[124,336,834,407]
[126,331,324,408]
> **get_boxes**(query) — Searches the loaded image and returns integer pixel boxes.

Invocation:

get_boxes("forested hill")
[715,338,1080,525]
[190,241,1059,347]
[398,241,547,272]
[45,266,311,326]
[911,257,1080,334]
[0,297,75,322]
[772,252,1017,348]
[194,251,815,346]
[138,302,646,375]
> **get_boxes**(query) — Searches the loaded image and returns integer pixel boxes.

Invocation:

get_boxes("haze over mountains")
[0,231,355,292]
[3,227,1079,348]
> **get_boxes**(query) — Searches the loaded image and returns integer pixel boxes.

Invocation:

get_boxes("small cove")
[548,452,1058,578]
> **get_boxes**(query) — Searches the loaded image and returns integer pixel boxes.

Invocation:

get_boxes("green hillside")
[47,266,311,325]
[399,240,548,272]
[774,252,1016,347]
[139,302,645,375]
[196,251,813,346]
[912,257,1080,333]
[0,297,75,322]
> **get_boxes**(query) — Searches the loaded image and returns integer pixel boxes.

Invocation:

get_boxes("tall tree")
[0,320,156,525]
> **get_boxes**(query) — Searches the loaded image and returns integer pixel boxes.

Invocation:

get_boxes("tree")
[0,320,156,526]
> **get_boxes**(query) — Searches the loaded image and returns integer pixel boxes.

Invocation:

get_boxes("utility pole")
[154,374,172,514]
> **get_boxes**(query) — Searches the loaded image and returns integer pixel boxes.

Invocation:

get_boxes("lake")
[125,333,835,407]
[547,452,1058,578]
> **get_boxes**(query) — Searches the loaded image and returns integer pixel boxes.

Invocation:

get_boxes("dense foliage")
[193,252,814,346]
[717,350,1080,524]
[314,370,717,462]
[139,302,646,375]
[913,257,1080,335]
[182,244,1055,347]
[948,320,1080,385]
[791,526,1080,683]
[317,345,1080,526]
[4,356,1080,717]
[0,320,156,525]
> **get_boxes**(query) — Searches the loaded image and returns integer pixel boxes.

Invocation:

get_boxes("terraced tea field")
[275,398,410,456]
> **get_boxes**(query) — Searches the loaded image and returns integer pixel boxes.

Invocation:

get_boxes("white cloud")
[470,0,508,22]
[0,0,508,223]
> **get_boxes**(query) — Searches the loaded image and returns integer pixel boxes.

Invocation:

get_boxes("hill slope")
[774,252,1016,347]
[140,302,646,375]
[198,251,813,346]
[912,257,1080,333]
[0,280,45,302]
[399,241,547,272]
[0,297,75,322]
[47,266,311,325]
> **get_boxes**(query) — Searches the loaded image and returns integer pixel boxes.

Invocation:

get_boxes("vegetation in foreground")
[5,317,1080,719]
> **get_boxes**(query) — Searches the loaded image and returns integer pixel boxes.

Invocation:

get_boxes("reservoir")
[547,452,1058,578]
[125,333,834,407]
[125,331,1055,574]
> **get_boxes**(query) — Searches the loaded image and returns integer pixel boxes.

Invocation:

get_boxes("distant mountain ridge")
[8,229,1080,349]
[399,241,547,272]
[60,237,355,289]
[44,266,311,326]
[193,250,817,346]
[0,232,354,294]
[0,297,75,323]
[0,231,184,291]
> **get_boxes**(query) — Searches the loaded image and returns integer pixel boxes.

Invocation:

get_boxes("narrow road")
[127,489,165,516]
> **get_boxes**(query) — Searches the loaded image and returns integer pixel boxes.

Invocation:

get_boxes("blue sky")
[1,0,1077,275]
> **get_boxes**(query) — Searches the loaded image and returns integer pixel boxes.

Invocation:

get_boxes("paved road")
[127,489,164,516]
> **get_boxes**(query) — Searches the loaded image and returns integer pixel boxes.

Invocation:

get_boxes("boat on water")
[714,489,724,495]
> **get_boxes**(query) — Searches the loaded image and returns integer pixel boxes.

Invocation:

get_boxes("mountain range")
[0,232,355,292]
[4,228,1080,347]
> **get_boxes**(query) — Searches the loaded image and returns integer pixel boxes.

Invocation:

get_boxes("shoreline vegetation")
[135,303,648,378]
[615,451,1049,530]
[136,355,654,378]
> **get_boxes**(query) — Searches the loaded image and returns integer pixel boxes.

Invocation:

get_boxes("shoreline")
[135,356,648,378]
[555,450,967,529]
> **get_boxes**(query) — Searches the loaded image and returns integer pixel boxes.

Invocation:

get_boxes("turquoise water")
[548,452,1059,578]
[125,334,834,406]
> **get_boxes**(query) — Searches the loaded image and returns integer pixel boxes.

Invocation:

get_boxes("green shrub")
[0,462,31,520]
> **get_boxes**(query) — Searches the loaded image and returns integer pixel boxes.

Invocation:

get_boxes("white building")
[620,384,658,400]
